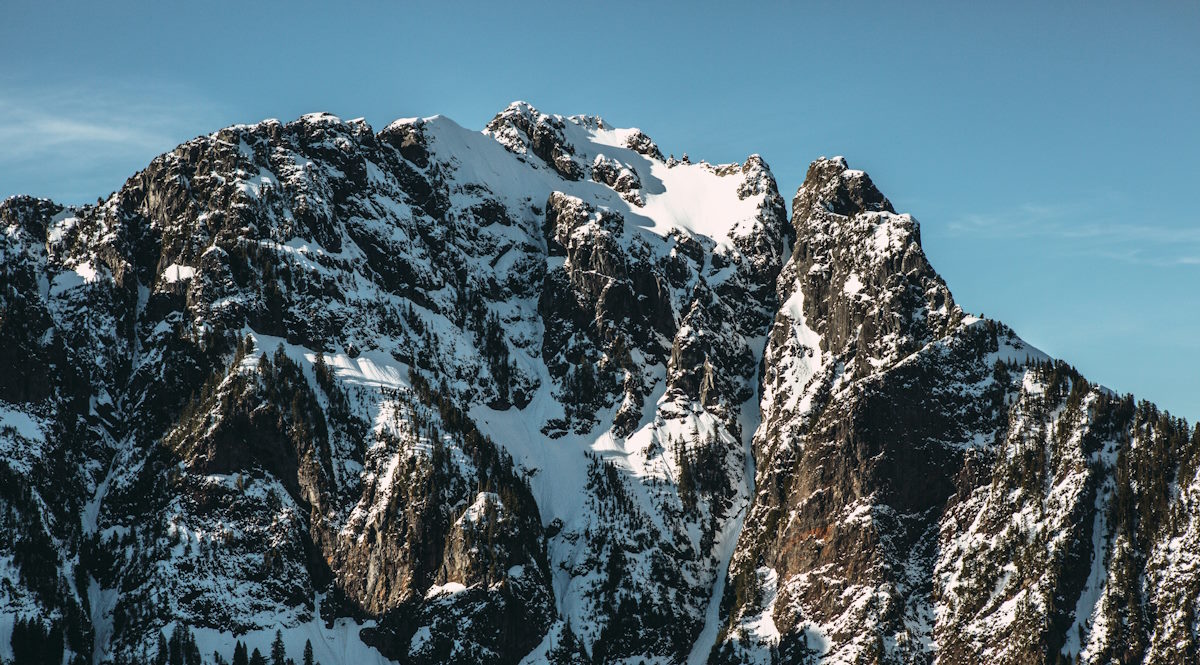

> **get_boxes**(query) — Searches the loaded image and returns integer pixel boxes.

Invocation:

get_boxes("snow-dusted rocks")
[1,107,1196,665]
[0,102,790,664]
[708,158,1199,665]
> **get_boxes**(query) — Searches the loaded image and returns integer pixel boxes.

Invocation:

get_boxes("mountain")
[0,102,1195,665]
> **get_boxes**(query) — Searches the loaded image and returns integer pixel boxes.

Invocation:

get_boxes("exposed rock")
[0,112,1193,665]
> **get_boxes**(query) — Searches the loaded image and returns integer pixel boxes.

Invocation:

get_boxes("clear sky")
[2,1,1198,422]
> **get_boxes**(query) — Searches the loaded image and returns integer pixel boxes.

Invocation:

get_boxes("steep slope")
[1,106,1196,665]
[0,102,790,664]
[711,158,1199,665]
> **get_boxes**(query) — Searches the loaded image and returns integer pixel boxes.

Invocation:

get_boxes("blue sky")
[2,1,1198,421]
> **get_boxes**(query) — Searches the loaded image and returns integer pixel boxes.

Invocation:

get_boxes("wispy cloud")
[946,200,1200,267]
[0,113,172,153]
[0,78,225,201]
[0,80,215,153]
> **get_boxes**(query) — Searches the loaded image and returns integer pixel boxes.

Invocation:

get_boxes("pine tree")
[249,648,267,665]
[171,625,184,665]
[183,625,201,665]
[155,632,169,665]
[271,630,287,665]
[676,441,696,512]
[233,641,249,665]
[303,640,314,665]
[10,617,66,665]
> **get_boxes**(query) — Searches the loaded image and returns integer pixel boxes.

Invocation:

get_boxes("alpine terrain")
[1,102,1196,665]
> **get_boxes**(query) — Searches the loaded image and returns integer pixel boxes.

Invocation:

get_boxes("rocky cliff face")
[711,158,1199,665]
[0,104,1195,665]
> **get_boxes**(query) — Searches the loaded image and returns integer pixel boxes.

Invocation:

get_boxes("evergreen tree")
[182,625,201,665]
[249,648,267,665]
[303,640,314,665]
[676,441,696,512]
[314,349,329,383]
[167,624,186,665]
[232,641,249,665]
[270,630,287,665]
[154,632,169,665]
[10,617,65,665]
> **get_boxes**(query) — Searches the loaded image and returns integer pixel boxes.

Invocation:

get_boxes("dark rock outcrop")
[0,110,1193,665]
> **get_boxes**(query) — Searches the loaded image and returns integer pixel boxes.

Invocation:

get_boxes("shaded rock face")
[0,105,1195,665]
[0,103,791,664]
[711,159,1200,665]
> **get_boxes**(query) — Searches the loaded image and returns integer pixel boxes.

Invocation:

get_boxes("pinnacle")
[795,156,894,219]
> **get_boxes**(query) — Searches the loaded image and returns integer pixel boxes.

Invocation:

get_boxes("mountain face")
[0,103,1195,665]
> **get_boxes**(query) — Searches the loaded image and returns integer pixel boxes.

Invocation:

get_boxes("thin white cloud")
[3,115,165,150]
[946,200,1200,267]
[0,80,217,157]
[0,78,226,201]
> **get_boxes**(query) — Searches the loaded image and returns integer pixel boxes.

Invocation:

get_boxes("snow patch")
[161,263,196,283]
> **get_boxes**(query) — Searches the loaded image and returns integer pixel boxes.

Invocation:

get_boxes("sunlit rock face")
[1,105,1195,665]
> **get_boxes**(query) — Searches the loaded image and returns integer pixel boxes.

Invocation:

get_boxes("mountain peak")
[494,99,607,132]
[0,104,1193,665]
[780,156,959,373]
[795,156,894,219]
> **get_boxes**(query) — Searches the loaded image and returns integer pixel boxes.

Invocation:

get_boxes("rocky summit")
[1,102,1196,665]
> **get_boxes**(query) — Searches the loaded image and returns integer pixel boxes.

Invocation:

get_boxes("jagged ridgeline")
[0,102,1195,665]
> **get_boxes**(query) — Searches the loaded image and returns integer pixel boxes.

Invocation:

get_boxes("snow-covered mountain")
[1,102,1195,665]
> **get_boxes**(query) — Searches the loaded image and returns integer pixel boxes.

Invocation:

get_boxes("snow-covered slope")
[0,104,1195,665]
